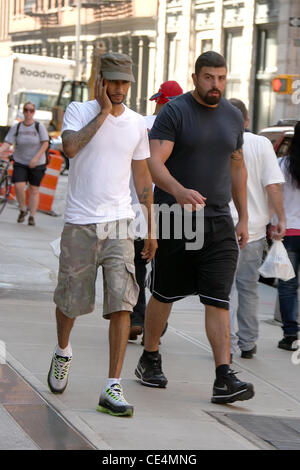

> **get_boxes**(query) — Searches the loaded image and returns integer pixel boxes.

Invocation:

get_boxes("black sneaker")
[241,345,257,359]
[211,369,254,404]
[278,335,298,351]
[135,352,168,388]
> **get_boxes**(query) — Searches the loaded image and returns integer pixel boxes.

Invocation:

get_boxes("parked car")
[259,125,294,147]
[274,130,294,157]
[259,119,297,157]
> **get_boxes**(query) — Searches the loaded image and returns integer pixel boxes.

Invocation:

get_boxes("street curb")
[5,351,112,450]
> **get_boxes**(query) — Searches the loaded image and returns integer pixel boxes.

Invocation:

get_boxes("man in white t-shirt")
[47,52,157,417]
[128,81,183,342]
[229,98,286,359]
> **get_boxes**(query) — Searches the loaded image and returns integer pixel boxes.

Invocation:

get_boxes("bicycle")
[0,158,12,215]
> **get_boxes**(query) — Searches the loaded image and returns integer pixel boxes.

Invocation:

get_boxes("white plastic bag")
[258,240,295,281]
[50,237,61,258]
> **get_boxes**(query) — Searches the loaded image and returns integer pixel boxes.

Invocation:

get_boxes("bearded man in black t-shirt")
[135,51,255,405]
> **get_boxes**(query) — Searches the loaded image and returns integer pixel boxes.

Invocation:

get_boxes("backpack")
[15,121,52,165]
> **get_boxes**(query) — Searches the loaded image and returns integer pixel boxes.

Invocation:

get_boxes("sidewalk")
[1,200,300,451]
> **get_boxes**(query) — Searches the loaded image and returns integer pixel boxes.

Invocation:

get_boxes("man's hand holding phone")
[95,74,112,116]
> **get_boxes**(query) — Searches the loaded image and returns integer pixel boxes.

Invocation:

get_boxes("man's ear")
[191,73,197,86]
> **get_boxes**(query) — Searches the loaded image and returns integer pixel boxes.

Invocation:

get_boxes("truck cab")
[49,80,89,133]
[15,91,58,126]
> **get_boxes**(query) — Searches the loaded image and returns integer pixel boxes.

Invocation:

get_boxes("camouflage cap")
[100,52,135,83]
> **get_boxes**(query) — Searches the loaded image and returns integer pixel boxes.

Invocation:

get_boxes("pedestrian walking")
[274,121,300,351]
[228,98,286,359]
[0,102,49,226]
[129,80,183,342]
[47,52,157,417]
[135,51,254,404]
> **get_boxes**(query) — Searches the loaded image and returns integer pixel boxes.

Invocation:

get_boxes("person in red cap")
[144,81,183,131]
[129,80,183,343]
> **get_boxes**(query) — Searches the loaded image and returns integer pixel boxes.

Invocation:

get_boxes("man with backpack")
[0,101,49,226]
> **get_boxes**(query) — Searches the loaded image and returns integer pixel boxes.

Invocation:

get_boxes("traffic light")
[272,75,293,94]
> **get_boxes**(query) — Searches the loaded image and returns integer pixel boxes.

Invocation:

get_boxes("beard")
[107,92,125,105]
[196,86,222,105]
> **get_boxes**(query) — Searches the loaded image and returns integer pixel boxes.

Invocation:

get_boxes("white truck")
[0,53,75,127]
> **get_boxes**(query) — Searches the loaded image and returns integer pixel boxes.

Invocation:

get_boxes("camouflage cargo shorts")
[54,220,140,319]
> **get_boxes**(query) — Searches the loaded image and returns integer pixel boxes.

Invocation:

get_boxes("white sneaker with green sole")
[47,352,72,394]
[97,383,133,417]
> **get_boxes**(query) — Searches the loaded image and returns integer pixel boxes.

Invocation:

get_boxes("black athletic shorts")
[149,213,239,310]
[12,161,46,187]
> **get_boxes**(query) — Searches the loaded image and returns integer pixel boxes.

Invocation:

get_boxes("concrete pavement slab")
[1,201,300,450]
[0,405,38,450]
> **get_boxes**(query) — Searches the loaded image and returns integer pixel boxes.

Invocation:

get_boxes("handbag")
[258,240,295,281]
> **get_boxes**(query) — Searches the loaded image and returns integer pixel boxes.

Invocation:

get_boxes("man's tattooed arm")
[62,112,109,158]
[137,185,151,207]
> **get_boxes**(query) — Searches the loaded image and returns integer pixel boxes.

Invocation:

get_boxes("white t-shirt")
[230,132,285,242]
[144,114,157,132]
[272,157,300,230]
[129,114,157,238]
[62,100,150,224]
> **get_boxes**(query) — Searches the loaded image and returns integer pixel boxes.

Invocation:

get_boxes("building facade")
[5,0,158,114]
[0,0,11,55]
[155,0,300,132]
[2,0,300,125]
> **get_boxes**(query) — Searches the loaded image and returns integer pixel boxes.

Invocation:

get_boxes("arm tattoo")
[231,147,243,161]
[63,112,106,156]
[138,186,151,206]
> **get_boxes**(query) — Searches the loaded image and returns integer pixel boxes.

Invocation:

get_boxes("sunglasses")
[23,108,35,113]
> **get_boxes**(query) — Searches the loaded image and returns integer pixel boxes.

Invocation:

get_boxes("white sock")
[55,343,72,358]
[106,378,121,387]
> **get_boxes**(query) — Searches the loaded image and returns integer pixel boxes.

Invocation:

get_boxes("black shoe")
[211,369,254,404]
[278,335,298,351]
[135,352,168,388]
[129,325,143,341]
[241,345,257,359]
[28,216,35,226]
[17,209,28,223]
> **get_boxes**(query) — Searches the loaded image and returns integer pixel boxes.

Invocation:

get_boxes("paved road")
[0,182,300,451]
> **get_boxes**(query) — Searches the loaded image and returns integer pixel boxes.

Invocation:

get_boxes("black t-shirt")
[149,92,244,216]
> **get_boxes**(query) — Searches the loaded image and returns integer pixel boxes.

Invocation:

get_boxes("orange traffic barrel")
[5,149,63,214]
[26,149,63,215]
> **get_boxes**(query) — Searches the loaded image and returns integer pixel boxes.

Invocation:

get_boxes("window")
[253,27,278,132]
[201,39,212,54]
[257,28,277,73]
[166,33,181,81]
[224,29,243,98]
[225,29,243,75]
[24,0,36,13]
[59,82,73,111]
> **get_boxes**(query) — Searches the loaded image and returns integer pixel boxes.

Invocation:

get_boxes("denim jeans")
[229,238,265,353]
[277,236,300,336]
[131,239,147,327]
